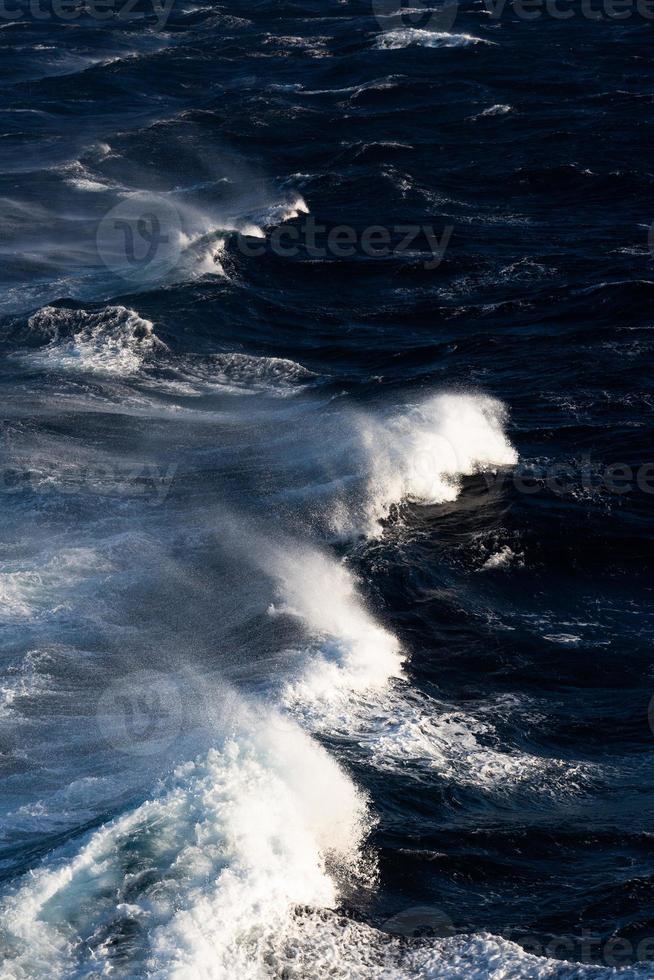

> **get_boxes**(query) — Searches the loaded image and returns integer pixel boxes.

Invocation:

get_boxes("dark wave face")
[1,0,654,976]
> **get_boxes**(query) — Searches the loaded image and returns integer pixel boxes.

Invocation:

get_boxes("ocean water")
[1,1,654,977]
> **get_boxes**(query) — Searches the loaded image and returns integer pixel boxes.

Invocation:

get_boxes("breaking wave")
[23,306,163,376]
[332,393,518,536]
[16,305,316,395]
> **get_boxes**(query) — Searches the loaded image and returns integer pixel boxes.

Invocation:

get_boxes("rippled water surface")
[1,1,654,976]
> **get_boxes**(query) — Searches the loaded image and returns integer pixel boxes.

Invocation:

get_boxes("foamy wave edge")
[18,305,316,394]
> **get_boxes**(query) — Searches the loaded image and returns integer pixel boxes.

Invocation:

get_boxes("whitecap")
[472,103,514,119]
[271,544,405,705]
[23,306,165,376]
[0,708,370,979]
[336,392,518,537]
[376,29,493,49]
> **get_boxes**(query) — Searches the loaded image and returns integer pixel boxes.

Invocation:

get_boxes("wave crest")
[335,393,518,536]
[0,709,370,979]
[24,305,164,376]
[376,29,491,49]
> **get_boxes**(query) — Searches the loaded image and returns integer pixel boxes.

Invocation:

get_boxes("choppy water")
[1,1,654,977]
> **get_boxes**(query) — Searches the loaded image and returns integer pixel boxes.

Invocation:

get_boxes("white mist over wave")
[334,393,518,537]
[0,146,309,312]
[269,544,405,707]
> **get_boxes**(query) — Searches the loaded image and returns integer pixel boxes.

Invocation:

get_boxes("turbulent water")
[1,1,654,977]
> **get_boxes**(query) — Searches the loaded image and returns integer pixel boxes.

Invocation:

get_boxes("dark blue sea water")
[1,1,654,976]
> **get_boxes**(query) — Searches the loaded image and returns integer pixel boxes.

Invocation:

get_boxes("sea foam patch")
[23,305,164,376]
[0,708,370,979]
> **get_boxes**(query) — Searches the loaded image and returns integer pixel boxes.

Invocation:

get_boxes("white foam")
[20,304,317,395]
[0,373,600,979]
[235,221,266,239]
[0,709,370,979]
[266,543,594,801]
[187,351,316,394]
[24,306,165,376]
[0,547,112,624]
[475,104,513,118]
[366,694,598,797]
[65,176,111,193]
[376,29,492,49]
[249,918,653,978]
[256,194,310,225]
[234,194,309,241]
[140,350,317,398]
[270,545,404,711]
[193,237,226,277]
[480,545,520,570]
[0,533,609,978]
